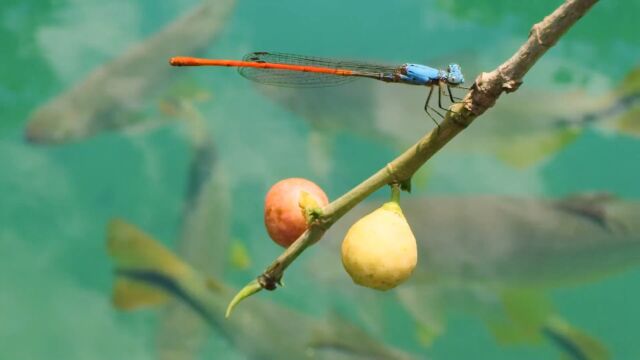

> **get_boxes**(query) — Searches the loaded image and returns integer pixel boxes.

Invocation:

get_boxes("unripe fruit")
[341,201,417,290]
[264,178,329,248]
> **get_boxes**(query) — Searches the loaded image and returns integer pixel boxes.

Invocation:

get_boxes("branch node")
[467,73,497,115]
[531,22,556,49]
[495,66,523,94]
[503,79,523,93]
[385,162,401,183]
[258,272,279,291]
[449,103,471,128]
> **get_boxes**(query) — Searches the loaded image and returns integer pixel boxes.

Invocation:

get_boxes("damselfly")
[170,52,466,125]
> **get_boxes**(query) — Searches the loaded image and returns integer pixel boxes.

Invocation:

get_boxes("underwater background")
[1,0,639,359]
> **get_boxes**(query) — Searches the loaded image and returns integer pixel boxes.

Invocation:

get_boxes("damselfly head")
[446,64,464,86]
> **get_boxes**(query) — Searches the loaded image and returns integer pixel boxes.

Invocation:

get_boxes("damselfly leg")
[424,86,442,128]
[424,83,464,128]
[438,83,462,113]
[447,85,464,102]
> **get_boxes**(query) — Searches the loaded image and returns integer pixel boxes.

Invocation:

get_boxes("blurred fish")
[543,317,610,360]
[309,193,637,359]
[229,240,252,271]
[556,65,640,138]
[106,219,418,360]
[24,0,236,144]
[148,96,232,360]
[400,193,640,287]
[257,63,640,168]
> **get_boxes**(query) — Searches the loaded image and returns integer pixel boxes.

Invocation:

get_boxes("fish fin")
[416,322,441,347]
[554,193,616,229]
[495,128,581,168]
[616,66,640,97]
[205,278,224,292]
[396,285,445,347]
[488,289,554,344]
[543,316,610,360]
[615,103,640,136]
[112,277,170,310]
[158,99,183,118]
[107,219,193,309]
[490,290,609,360]
[107,219,225,300]
[158,78,212,117]
[157,80,211,148]
[107,218,191,278]
[163,78,212,106]
[107,219,225,328]
[228,239,252,271]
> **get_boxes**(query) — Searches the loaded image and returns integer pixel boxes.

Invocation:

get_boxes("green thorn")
[225,279,263,318]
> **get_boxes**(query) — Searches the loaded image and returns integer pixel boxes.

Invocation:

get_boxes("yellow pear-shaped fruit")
[341,201,418,290]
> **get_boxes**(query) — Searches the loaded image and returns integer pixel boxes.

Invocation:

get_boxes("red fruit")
[264,178,329,247]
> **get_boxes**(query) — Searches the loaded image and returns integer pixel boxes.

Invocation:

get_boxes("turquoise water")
[1,0,639,359]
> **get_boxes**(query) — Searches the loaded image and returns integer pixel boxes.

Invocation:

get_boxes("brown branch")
[225,0,599,316]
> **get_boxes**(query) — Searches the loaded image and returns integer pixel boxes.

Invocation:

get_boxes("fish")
[255,61,640,168]
[399,194,640,287]
[24,0,236,145]
[305,193,637,359]
[106,219,418,360]
[152,97,233,360]
[555,64,640,138]
[542,317,610,360]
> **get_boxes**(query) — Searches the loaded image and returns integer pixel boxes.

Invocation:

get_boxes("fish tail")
[615,102,640,136]
[495,127,581,168]
[542,316,609,360]
[106,219,225,327]
[106,219,198,309]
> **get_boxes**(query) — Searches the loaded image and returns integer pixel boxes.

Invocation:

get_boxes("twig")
[225,0,599,316]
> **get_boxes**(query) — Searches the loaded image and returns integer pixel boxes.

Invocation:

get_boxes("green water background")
[1,0,639,358]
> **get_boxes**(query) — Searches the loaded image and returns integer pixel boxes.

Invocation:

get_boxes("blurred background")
[1,0,639,359]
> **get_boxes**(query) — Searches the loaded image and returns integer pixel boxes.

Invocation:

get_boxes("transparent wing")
[238,52,398,88]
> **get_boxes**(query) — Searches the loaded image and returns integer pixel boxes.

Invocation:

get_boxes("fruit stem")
[299,191,323,224]
[390,183,401,204]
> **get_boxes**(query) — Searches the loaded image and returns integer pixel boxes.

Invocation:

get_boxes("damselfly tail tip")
[169,57,188,66]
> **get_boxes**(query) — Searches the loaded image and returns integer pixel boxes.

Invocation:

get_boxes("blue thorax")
[399,63,464,86]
